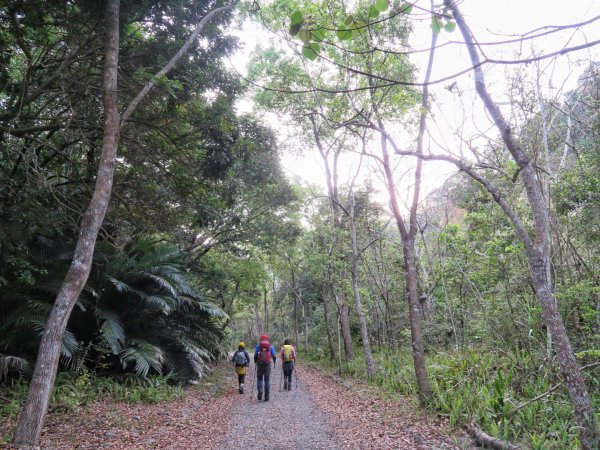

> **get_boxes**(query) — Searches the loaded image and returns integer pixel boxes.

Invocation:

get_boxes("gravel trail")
[218,357,340,450]
[218,356,472,450]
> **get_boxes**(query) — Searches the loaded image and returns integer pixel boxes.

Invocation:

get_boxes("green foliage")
[430,15,455,35]
[320,348,597,449]
[0,372,184,422]
[0,240,228,383]
[302,43,321,60]
[285,0,452,61]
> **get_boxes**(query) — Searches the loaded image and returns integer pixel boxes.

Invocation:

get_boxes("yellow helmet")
[239,341,245,348]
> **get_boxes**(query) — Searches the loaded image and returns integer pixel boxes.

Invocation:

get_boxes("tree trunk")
[379,133,432,401]
[321,285,337,361]
[254,304,262,337]
[365,23,436,400]
[529,253,598,449]
[311,117,354,361]
[300,291,309,352]
[446,2,599,446]
[403,239,432,399]
[291,266,300,351]
[263,287,269,333]
[349,191,376,378]
[13,1,121,445]
[339,303,354,361]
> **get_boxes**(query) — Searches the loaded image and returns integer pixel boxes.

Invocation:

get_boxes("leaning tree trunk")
[13,2,237,446]
[349,191,376,378]
[446,2,598,447]
[13,1,121,444]
[529,251,598,448]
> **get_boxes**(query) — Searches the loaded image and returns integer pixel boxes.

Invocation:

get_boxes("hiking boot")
[283,382,288,390]
[257,392,262,401]
[264,396,269,402]
[239,383,244,394]
[288,384,292,391]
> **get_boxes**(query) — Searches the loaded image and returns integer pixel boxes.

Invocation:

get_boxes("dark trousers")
[237,373,246,384]
[257,364,272,397]
[283,361,294,385]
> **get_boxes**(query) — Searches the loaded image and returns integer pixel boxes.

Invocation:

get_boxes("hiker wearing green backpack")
[231,341,250,394]
[280,338,296,391]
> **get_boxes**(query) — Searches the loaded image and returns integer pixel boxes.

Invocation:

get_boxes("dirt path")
[1,360,473,449]
[218,358,340,450]
[220,357,472,450]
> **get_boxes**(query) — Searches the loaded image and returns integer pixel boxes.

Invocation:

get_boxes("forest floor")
[1,359,474,449]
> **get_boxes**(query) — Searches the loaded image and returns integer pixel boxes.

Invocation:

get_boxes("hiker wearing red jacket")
[254,334,276,401]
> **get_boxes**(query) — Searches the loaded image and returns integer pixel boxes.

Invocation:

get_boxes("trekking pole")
[279,364,283,391]
[249,364,256,402]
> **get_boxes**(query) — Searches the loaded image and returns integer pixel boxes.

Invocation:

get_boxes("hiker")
[254,334,276,401]
[231,341,250,394]
[280,338,296,391]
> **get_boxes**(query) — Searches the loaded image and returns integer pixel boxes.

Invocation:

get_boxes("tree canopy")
[1,1,599,449]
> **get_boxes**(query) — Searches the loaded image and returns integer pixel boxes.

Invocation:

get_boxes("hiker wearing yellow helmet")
[231,341,250,394]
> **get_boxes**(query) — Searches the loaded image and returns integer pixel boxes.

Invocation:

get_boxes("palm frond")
[140,272,177,297]
[97,310,125,354]
[120,340,164,379]
[107,276,135,294]
[0,300,79,359]
[143,295,176,314]
[0,354,29,380]
[60,329,79,359]
[188,299,228,319]
[60,341,90,373]
[137,247,183,268]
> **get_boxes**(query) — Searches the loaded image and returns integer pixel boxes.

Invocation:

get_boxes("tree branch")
[121,1,238,126]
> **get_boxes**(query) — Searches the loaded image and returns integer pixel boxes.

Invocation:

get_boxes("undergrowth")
[306,346,599,450]
[0,371,184,420]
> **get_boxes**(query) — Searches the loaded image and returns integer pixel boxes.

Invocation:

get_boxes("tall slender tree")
[443,2,598,446]
[13,1,238,445]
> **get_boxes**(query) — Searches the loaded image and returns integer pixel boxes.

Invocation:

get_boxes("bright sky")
[228,0,600,207]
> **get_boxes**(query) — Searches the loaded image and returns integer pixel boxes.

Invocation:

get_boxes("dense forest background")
[0,1,598,448]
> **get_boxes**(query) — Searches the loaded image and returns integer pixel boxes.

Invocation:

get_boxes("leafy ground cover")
[2,359,474,449]
[307,348,600,449]
[0,362,236,448]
